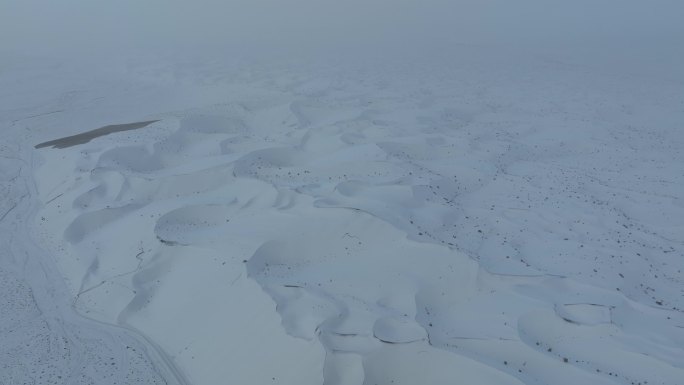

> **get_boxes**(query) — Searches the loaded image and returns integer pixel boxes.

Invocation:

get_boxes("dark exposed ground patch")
[34,120,159,149]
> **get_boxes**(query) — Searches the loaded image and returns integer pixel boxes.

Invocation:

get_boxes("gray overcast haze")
[2,1,684,385]
[2,0,683,58]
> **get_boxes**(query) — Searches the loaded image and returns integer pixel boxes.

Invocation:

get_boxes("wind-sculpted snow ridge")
[0,134,186,384]
[27,55,684,385]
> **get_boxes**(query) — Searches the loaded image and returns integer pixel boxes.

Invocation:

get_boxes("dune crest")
[26,56,684,385]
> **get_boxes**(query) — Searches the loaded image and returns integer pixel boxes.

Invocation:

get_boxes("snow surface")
[2,40,684,385]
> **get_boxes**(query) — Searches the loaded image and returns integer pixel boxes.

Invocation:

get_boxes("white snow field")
[3,0,684,378]
[1,47,681,385]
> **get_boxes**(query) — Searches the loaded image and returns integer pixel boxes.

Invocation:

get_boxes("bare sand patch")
[35,120,158,149]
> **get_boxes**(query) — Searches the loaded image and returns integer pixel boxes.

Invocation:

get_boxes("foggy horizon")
[3,1,683,57]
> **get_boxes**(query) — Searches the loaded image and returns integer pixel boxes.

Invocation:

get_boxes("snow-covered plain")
[2,30,684,385]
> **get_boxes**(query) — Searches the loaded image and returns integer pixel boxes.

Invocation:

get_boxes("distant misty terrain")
[1,1,683,385]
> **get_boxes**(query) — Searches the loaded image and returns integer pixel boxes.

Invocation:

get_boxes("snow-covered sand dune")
[1,123,187,384]
[2,48,683,384]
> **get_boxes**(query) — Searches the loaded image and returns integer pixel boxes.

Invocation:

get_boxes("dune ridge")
[28,56,684,385]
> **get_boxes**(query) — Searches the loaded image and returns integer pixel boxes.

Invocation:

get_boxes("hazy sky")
[1,0,683,59]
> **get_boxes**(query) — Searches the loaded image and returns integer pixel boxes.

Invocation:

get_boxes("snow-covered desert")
[2,1,683,384]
